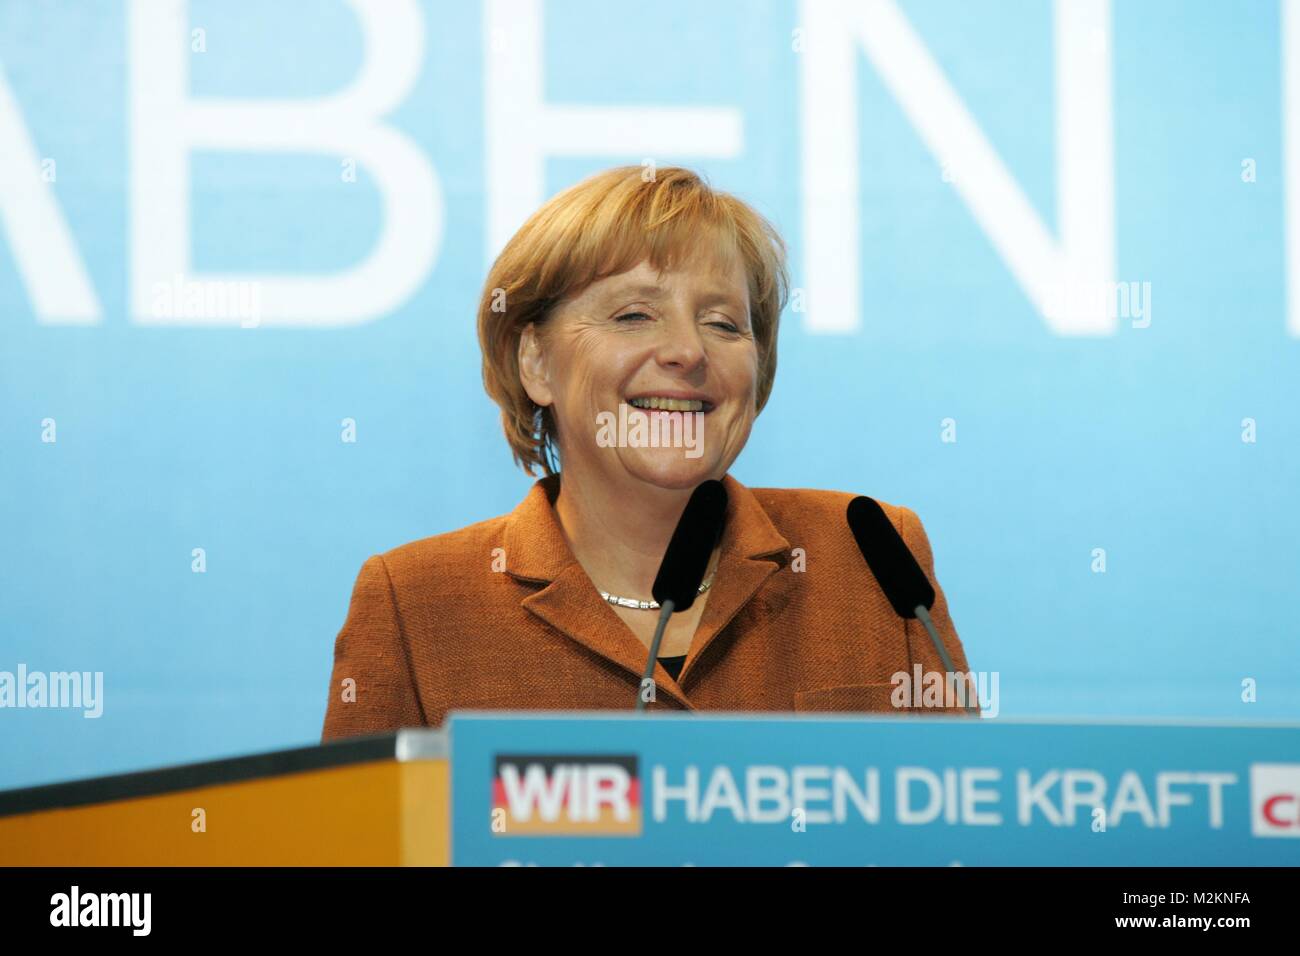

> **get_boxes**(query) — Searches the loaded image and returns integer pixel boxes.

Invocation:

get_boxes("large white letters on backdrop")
[1,0,1297,334]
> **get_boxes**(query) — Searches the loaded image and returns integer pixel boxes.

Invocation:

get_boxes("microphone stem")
[634,599,675,712]
[913,605,979,716]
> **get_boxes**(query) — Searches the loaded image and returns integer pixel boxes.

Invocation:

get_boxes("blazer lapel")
[503,475,693,710]
[675,474,789,684]
[502,473,790,706]
[522,565,696,709]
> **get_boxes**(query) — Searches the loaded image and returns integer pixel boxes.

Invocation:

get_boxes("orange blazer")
[321,473,975,741]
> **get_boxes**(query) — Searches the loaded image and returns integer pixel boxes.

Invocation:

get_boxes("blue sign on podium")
[448,714,1300,866]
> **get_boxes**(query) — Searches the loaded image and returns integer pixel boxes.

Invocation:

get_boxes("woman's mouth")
[626,396,714,413]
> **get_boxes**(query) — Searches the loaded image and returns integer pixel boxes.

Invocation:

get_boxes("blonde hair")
[477,165,789,476]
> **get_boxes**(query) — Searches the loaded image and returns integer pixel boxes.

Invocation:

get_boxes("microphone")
[634,479,728,712]
[846,496,977,716]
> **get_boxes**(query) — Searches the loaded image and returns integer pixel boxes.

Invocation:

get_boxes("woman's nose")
[654,314,707,371]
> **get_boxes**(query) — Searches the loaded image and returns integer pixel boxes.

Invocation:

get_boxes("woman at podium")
[323,165,975,740]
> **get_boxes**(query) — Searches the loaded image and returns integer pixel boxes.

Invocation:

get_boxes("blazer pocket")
[793,683,899,714]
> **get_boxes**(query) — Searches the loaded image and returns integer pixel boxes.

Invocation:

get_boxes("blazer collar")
[502,473,790,707]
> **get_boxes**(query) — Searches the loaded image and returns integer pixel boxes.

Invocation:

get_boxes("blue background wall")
[1,0,1296,790]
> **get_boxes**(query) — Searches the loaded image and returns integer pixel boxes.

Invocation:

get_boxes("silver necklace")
[599,571,716,611]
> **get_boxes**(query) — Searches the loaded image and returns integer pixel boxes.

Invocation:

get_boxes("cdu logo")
[493,754,641,836]
[1249,763,1300,838]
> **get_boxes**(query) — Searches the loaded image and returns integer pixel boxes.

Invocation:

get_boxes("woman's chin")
[619,447,722,491]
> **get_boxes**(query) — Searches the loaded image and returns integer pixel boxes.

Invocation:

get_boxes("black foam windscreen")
[651,480,728,612]
[846,496,935,619]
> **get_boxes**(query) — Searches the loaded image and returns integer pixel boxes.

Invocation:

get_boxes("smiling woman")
[321,165,977,738]
[481,165,785,481]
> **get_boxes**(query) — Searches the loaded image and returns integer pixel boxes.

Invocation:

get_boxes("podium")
[2,714,1298,866]
[0,731,450,866]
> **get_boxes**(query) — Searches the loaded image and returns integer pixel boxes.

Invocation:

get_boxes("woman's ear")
[518,322,553,408]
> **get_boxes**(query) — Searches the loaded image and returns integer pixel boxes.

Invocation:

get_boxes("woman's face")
[520,254,759,492]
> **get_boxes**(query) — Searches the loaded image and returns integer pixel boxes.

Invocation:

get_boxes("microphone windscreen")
[846,496,935,619]
[651,480,728,611]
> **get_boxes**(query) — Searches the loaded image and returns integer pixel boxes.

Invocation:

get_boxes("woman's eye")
[615,312,651,322]
[708,321,741,333]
